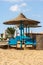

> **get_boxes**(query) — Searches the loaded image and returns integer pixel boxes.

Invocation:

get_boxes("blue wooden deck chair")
[8,37,17,48]
[16,35,31,41]
[16,36,20,41]
[25,38,36,48]
[25,39,33,46]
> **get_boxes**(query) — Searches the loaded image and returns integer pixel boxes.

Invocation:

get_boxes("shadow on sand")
[0,45,37,50]
[0,45,24,50]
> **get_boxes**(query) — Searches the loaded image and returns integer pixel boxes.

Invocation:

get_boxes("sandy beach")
[0,0,43,65]
[0,48,43,65]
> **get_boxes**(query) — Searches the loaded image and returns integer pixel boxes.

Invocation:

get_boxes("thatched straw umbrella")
[3,13,40,25]
[3,13,40,48]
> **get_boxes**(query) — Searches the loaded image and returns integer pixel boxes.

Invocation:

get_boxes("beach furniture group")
[3,13,41,49]
[8,35,36,48]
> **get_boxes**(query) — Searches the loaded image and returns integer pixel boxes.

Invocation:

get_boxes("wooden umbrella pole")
[26,25,27,36]
[28,26,30,36]
[20,21,23,48]
[20,28,22,48]
[23,24,24,44]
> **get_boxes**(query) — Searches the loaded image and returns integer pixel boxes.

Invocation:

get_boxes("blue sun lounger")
[25,39,33,45]
[15,35,31,41]
[8,37,17,47]
[25,38,36,48]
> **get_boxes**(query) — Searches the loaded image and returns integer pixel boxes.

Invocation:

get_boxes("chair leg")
[25,44,26,47]
[16,44,17,47]
[34,45,36,49]
[32,45,36,49]
[8,45,10,49]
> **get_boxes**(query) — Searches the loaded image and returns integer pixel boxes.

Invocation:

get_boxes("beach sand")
[0,41,43,65]
[0,48,43,65]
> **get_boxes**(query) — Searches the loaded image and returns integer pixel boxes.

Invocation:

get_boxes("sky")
[0,0,43,33]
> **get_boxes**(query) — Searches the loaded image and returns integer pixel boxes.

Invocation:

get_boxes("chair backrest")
[8,38,17,45]
[16,36,20,41]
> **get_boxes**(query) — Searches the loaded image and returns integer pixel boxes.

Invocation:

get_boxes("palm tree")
[6,27,15,38]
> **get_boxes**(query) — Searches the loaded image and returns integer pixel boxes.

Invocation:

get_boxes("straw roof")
[3,13,40,25]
